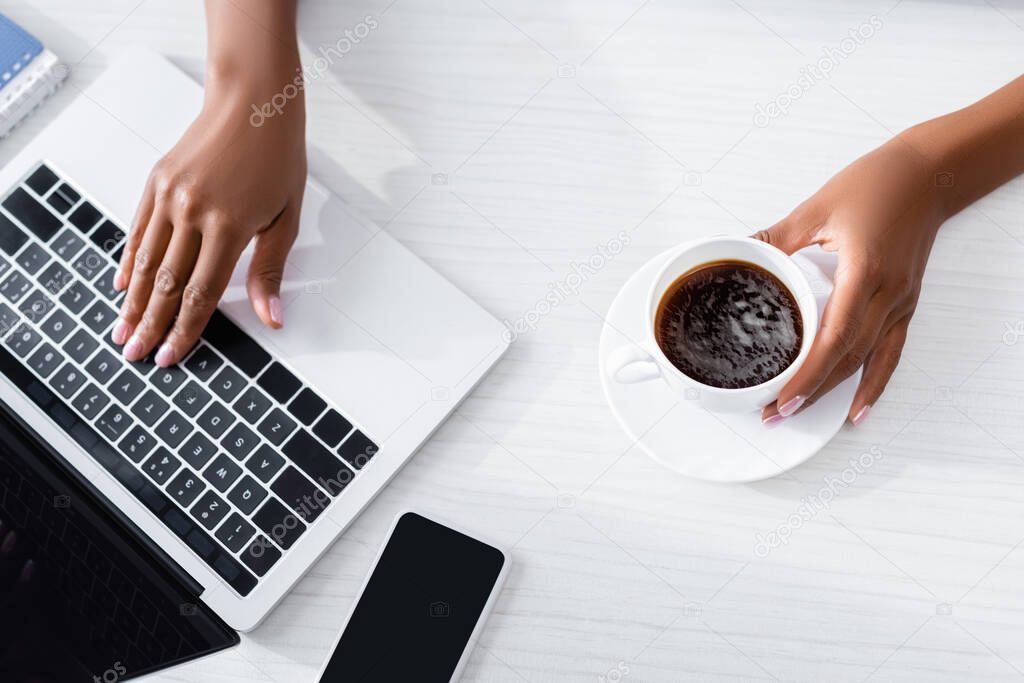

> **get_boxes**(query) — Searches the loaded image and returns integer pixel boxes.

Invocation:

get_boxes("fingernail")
[762,413,785,429]
[155,342,175,367]
[19,558,34,582]
[269,296,283,326]
[111,318,130,345]
[1,531,15,554]
[123,334,143,361]
[851,404,871,427]
[113,268,125,291]
[778,395,806,417]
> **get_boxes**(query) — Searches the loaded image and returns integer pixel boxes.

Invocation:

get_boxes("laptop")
[0,46,507,674]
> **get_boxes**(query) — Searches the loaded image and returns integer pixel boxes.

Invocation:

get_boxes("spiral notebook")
[0,13,68,138]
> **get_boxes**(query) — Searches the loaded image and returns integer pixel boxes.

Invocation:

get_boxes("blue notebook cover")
[0,13,44,93]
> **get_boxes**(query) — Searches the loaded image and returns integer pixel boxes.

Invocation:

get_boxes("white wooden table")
[4,1,1024,680]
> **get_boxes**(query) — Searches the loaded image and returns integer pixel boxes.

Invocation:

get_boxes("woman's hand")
[111,0,305,367]
[754,135,945,427]
[754,76,1024,428]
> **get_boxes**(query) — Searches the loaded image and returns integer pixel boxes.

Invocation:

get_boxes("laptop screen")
[0,404,237,682]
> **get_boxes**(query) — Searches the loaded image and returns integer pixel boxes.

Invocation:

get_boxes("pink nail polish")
[851,404,871,427]
[111,318,129,345]
[123,334,143,361]
[778,395,806,417]
[155,343,175,367]
[269,296,283,326]
[762,413,785,429]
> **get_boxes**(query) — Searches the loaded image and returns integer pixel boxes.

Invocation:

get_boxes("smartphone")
[316,511,510,682]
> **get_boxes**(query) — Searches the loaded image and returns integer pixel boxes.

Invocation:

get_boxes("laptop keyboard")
[0,162,379,596]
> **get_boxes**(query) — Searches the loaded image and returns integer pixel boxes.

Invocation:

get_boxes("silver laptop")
[0,48,508,631]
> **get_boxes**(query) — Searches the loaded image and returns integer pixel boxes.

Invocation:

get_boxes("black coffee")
[655,260,802,389]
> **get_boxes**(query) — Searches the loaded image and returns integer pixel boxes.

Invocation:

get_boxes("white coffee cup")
[607,237,818,413]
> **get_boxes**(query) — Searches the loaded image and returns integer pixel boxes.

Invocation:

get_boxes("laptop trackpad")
[222,187,503,438]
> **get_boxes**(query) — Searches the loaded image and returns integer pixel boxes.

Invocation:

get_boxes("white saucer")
[598,244,860,483]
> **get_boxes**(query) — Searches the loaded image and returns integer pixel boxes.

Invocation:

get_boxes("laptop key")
[85,348,120,385]
[257,362,301,403]
[16,242,50,274]
[283,429,352,495]
[339,431,379,470]
[256,408,297,446]
[271,466,327,523]
[168,469,206,507]
[68,201,102,232]
[71,382,110,419]
[227,475,267,515]
[40,309,75,343]
[202,453,242,493]
[221,422,258,460]
[90,220,125,252]
[19,288,55,322]
[48,362,85,399]
[143,448,181,485]
[174,380,211,417]
[252,498,305,550]
[63,328,99,363]
[94,267,120,301]
[213,552,257,596]
[210,365,245,402]
[46,192,73,214]
[39,261,72,296]
[246,444,285,484]
[0,271,31,303]
[72,247,106,281]
[119,425,157,462]
[130,350,157,376]
[150,364,187,396]
[52,228,86,262]
[197,400,235,439]
[60,280,96,315]
[202,310,270,378]
[240,536,281,578]
[6,323,41,357]
[110,369,145,404]
[96,405,132,441]
[0,303,17,337]
[154,409,192,448]
[81,300,117,335]
[135,479,171,515]
[183,344,223,382]
[191,490,230,530]
[216,513,256,553]
[25,165,59,195]
[131,389,169,427]
[46,185,77,214]
[0,214,27,256]
[179,431,217,469]
[313,409,352,448]
[27,342,63,377]
[287,387,326,426]
[3,187,61,240]
[233,385,271,424]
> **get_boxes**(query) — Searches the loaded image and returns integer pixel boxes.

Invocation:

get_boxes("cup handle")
[607,344,662,384]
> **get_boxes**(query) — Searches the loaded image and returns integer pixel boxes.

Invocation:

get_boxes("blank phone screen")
[319,512,506,682]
